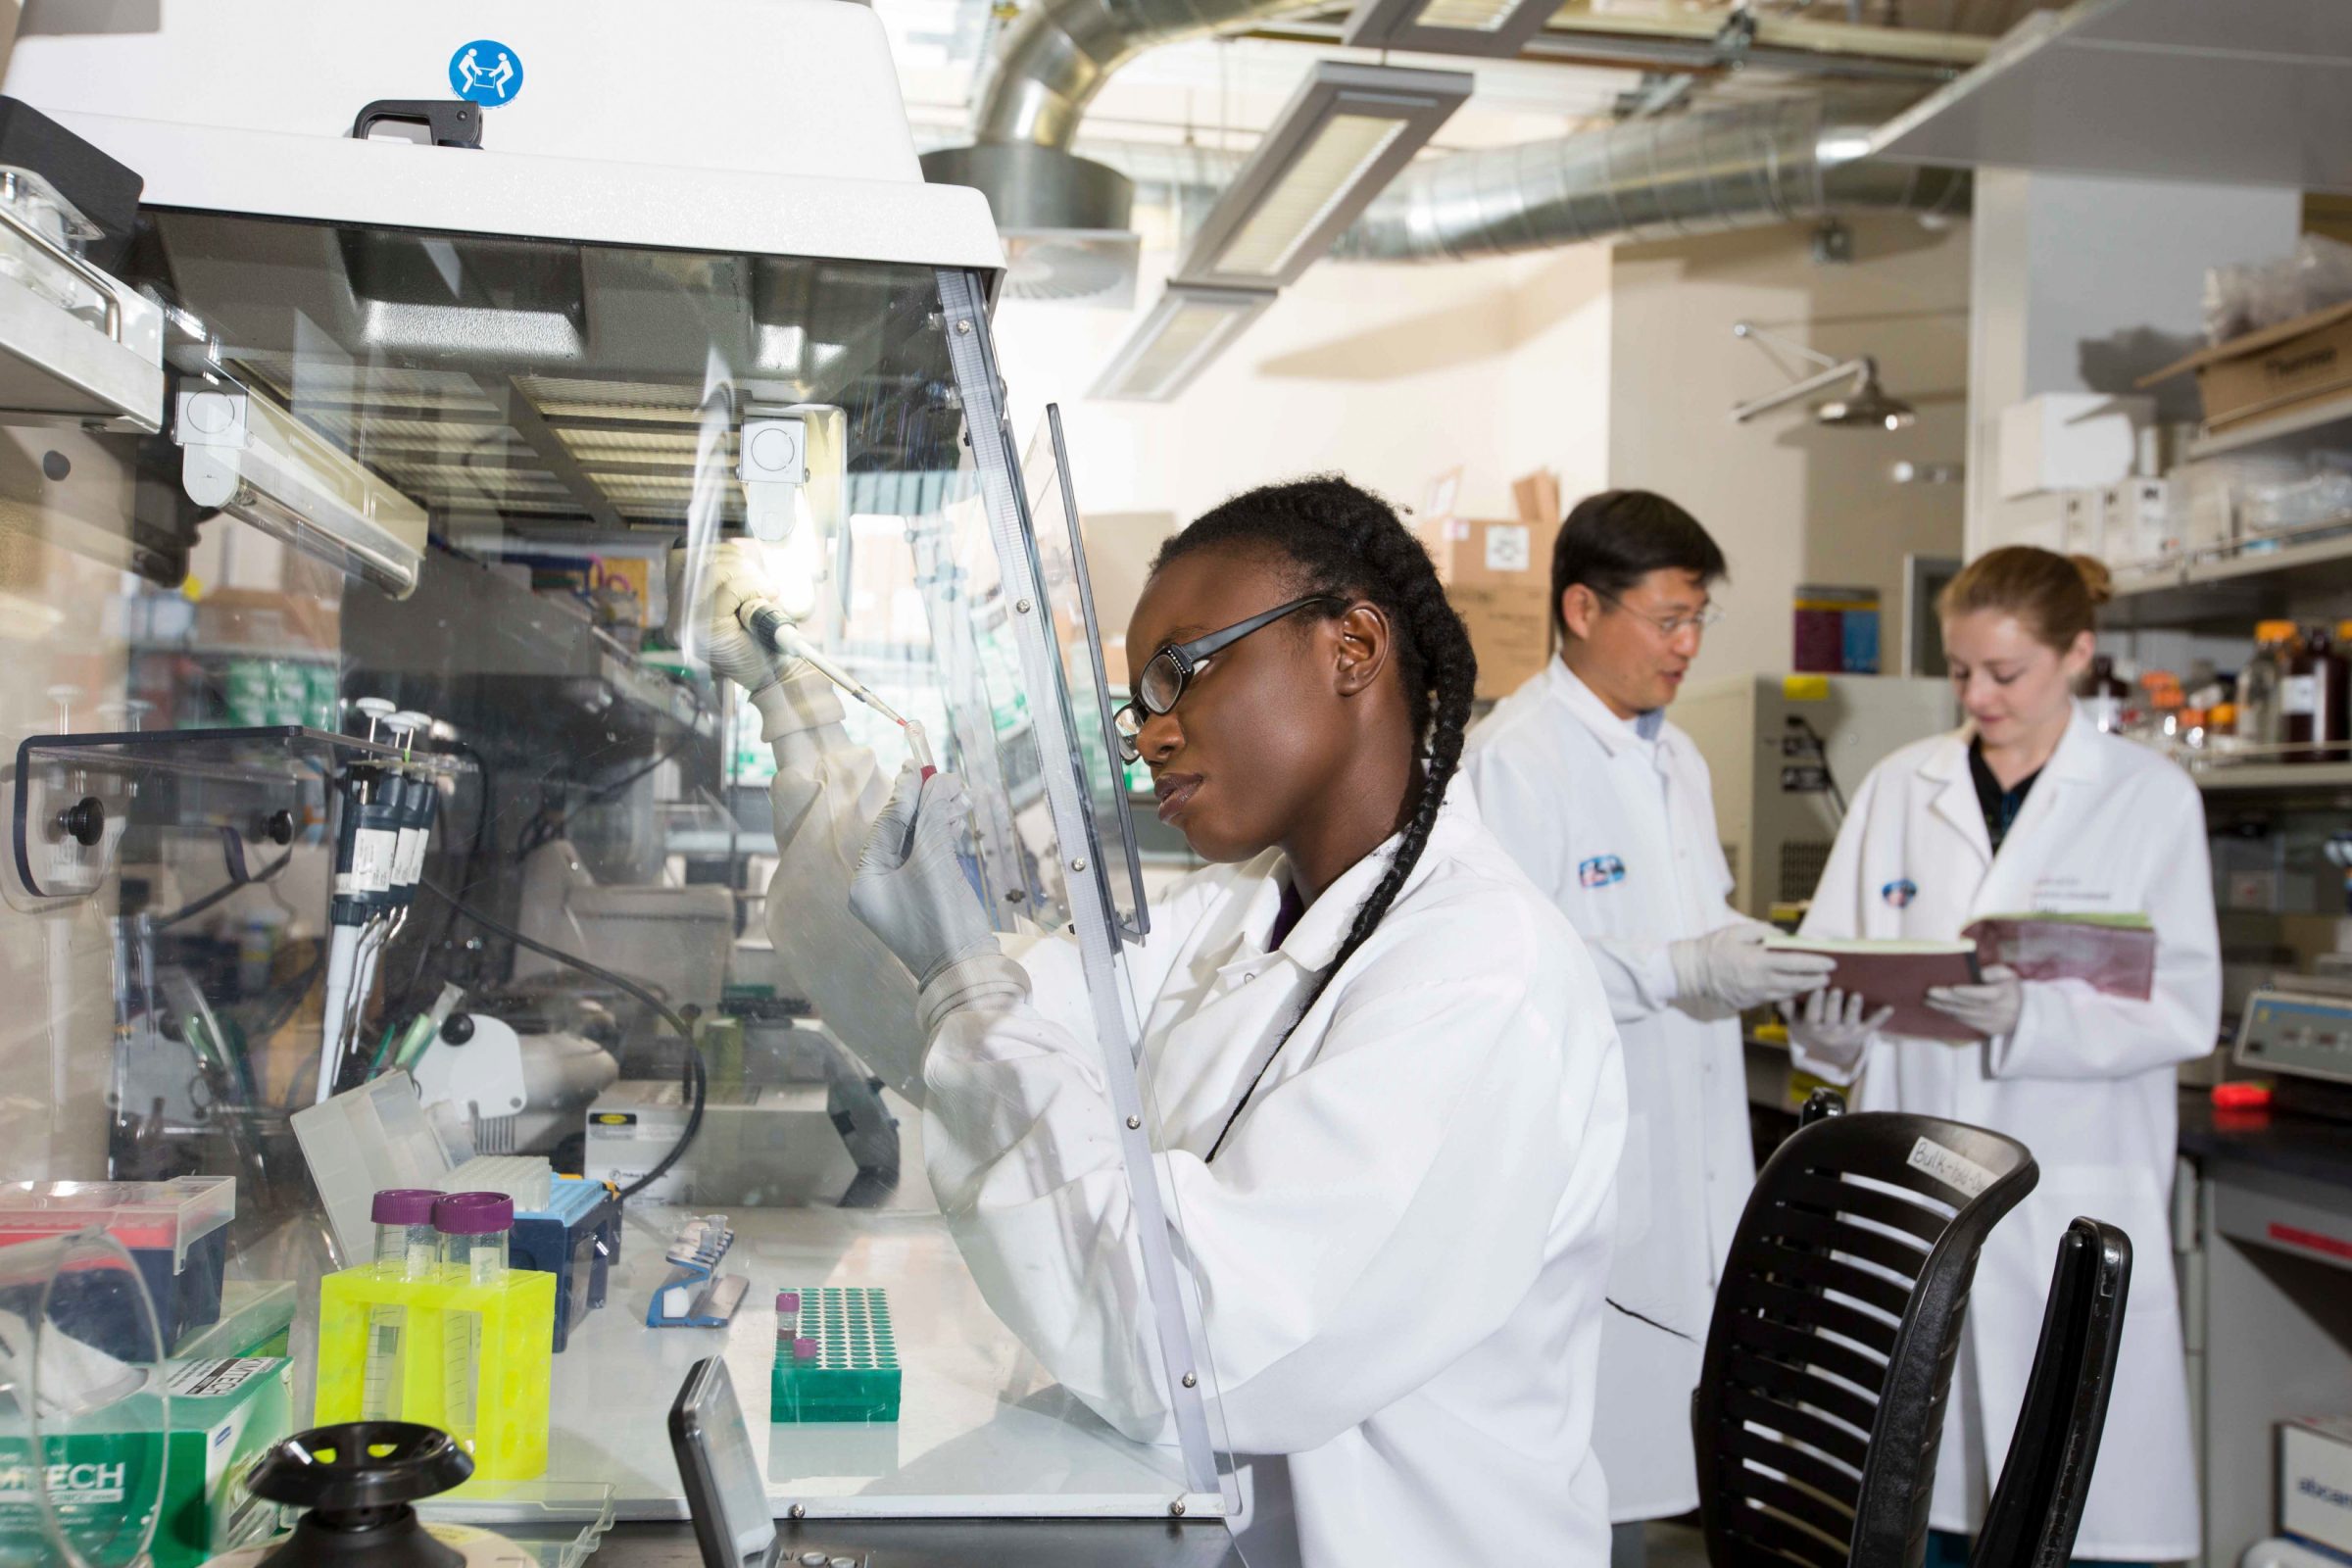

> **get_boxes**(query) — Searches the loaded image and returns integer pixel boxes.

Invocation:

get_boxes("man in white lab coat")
[1463,490,1834,1566]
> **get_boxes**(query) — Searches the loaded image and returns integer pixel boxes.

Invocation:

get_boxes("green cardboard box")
[0,1356,289,1568]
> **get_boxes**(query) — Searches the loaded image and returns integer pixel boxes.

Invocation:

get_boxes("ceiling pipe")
[921,0,1321,233]
[1332,94,1969,263]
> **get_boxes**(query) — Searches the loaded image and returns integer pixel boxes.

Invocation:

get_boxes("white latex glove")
[665,538,793,698]
[1783,987,1894,1068]
[1668,922,1839,1013]
[1925,964,2024,1039]
[850,763,999,988]
[760,703,926,1102]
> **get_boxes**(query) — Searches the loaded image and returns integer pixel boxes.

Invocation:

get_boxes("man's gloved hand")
[850,763,999,988]
[1668,922,1839,1012]
[1783,987,1894,1068]
[1926,964,2024,1039]
[666,538,792,697]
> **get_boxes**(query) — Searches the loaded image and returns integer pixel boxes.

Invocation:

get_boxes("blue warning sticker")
[449,39,524,106]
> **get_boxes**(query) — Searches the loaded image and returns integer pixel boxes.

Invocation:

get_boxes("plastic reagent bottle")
[433,1192,513,1287]
[363,1188,443,1421]
[372,1189,442,1279]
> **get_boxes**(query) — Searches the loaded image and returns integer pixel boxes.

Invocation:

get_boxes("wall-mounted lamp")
[1729,321,1917,432]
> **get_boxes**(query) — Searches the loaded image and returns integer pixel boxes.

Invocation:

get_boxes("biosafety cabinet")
[0,5,1237,1562]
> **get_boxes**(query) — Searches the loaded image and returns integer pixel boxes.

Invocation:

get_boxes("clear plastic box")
[0,1178,233,1274]
[0,1179,236,1355]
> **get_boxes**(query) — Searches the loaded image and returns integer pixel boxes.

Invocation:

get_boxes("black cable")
[387,739,496,1023]
[1787,716,1848,821]
[514,679,707,861]
[416,877,705,1200]
[156,826,295,930]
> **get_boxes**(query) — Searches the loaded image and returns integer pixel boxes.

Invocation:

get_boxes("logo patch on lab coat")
[1882,878,1918,907]
[1578,855,1626,888]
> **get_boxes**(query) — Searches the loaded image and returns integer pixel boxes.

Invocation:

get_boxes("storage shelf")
[2186,394,2352,462]
[2106,525,2352,627]
[2194,762,2352,795]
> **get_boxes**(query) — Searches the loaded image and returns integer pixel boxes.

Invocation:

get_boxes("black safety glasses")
[1112,594,1344,763]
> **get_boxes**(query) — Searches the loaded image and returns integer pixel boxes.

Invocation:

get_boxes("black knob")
[265,808,297,846]
[245,1422,469,1510]
[241,1422,470,1566]
[58,797,104,848]
[441,1012,475,1045]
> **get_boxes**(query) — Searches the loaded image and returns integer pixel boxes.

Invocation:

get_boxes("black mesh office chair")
[1693,1090,2039,1568]
[1969,1218,2133,1568]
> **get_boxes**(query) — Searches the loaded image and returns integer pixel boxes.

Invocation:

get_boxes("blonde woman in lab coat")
[1466,490,1836,1568]
[1788,546,2220,1567]
[695,480,1629,1568]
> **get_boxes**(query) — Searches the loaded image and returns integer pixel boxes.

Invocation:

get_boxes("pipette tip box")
[770,1286,899,1423]
[508,1176,620,1352]
[0,1178,235,1356]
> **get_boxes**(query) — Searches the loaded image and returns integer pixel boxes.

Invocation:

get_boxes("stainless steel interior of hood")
[147,212,968,539]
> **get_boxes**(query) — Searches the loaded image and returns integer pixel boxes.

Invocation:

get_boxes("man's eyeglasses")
[1112,594,1344,763]
[1597,590,1724,639]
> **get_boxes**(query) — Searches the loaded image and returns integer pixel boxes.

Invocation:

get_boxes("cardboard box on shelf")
[1418,515,1541,589]
[1417,469,1562,701]
[1452,580,1551,703]
[2280,1415,2352,1558]
[1510,468,1562,530]
[2144,300,2352,433]
[1414,515,1551,701]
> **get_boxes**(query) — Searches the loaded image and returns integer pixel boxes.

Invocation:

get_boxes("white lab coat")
[1463,658,1752,1522]
[917,791,1628,1568]
[1793,705,2219,1560]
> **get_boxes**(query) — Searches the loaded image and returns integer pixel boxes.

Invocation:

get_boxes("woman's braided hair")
[1152,475,1478,1160]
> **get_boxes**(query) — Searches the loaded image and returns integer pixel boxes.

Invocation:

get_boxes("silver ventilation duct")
[922,0,1315,232]
[921,0,1315,299]
[1335,96,1968,263]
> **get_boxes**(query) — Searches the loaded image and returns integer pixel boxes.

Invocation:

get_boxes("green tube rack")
[770,1286,900,1423]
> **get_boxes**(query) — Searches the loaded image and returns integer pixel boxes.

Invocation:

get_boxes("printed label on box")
[1484,525,1531,573]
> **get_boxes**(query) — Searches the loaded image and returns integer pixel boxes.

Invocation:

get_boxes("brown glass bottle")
[2283,625,2349,763]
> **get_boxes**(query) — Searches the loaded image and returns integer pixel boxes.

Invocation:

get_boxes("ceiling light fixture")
[1089,285,1276,403]
[1342,0,1564,59]
[1170,62,1471,292]
[1728,320,1917,432]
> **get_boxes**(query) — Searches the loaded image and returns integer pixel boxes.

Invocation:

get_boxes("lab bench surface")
[514,1093,1215,1526]
[2178,1089,2352,1568]
[583,1518,1242,1567]
[2177,1090,2352,1191]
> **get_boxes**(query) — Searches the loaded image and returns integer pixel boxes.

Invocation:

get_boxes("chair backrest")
[1693,1109,2039,1568]
[1969,1218,2133,1568]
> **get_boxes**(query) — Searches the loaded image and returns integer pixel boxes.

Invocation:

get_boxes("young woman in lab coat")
[1788,547,2220,1566]
[850,477,1629,1568]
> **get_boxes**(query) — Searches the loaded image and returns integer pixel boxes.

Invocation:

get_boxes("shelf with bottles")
[2149,616,2352,793]
[2105,522,2352,628]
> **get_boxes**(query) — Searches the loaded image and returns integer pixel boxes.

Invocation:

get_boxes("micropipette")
[740,601,907,724]
[740,602,936,783]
